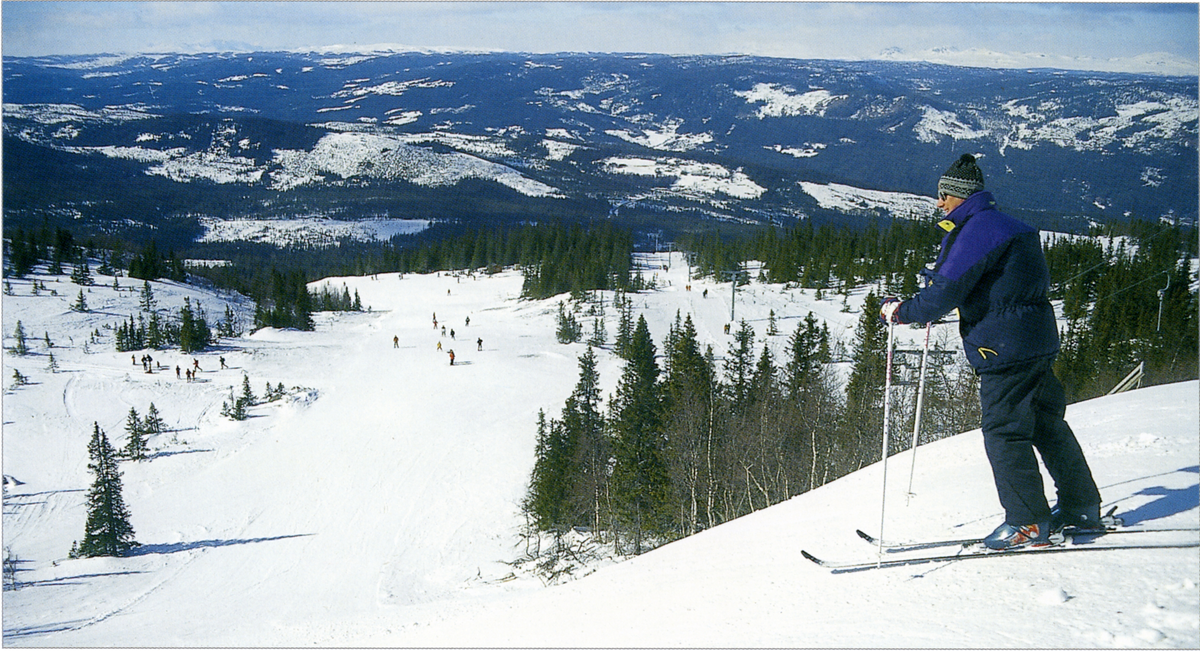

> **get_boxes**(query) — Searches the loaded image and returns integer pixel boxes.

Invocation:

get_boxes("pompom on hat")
[938,153,985,199]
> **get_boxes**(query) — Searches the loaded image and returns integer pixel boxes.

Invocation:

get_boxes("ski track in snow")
[2,253,1197,646]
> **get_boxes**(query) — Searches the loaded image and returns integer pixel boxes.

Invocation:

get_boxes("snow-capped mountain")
[3,51,1196,248]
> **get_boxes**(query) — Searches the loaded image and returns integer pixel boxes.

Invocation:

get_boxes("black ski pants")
[978,356,1101,526]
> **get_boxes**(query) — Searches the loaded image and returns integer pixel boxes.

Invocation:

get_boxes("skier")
[448,349,455,366]
[220,356,227,369]
[393,335,399,348]
[176,365,181,379]
[477,337,483,352]
[880,153,1101,550]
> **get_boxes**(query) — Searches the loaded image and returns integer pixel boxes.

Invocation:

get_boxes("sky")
[2,2,1198,75]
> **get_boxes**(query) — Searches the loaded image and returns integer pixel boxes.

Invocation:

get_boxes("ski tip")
[801,550,827,566]
[855,529,877,544]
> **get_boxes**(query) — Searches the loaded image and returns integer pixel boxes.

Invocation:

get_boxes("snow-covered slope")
[3,254,1197,647]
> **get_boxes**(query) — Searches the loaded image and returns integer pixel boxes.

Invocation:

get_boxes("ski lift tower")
[721,267,749,322]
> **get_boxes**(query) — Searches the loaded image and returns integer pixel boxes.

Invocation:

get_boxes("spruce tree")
[139,281,156,312]
[70,259,93,286]
[179,298,210,353]
[124,407,147,461]
[841,291,888,472]
[661,313,717,535]
[70,289,88,313]
[143,403,165,438]
[10,321,28,356]
[722,320,756,416]
[561,347,607,533]
[240,374,256,407]
[76,423,138,557]
[610,316,669,554]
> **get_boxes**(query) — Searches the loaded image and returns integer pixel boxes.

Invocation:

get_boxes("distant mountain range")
[3,50,1196,250]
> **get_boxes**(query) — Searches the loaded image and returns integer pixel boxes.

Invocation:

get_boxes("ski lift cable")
[1051,224,1180,291]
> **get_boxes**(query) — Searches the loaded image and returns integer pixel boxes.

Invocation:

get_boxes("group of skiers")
[137,353,231,383]
[392,311,482,366]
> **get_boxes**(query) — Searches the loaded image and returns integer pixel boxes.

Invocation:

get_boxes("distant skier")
[220,356,227,369]
[450,328,455,340]
[448,349,455,366]
[477,338,483,352]
[176,365,181,379]
[393,335,399,348]
[465,316,470,327]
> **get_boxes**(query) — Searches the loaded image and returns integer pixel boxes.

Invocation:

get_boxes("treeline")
[524,294,980,561]
[523,216,1197,565]
[683,217,1197,398]
[682,219,942,296]
[1045,222,1198,401]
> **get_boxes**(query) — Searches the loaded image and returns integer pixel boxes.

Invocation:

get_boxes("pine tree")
[11,369,29,389]
[179,298,210,353]
[10,321,28,356]
[75,423,138,557]
[610,316,669,554]
[587,317,607,348]
[561,347,607,533]
[613,291,634,359]
[661,313,717,535]
[840,291,888,472]
[240,374,256,407]
[555,301,581,344]
[143,403,165,439]
[524,409,573,532]
[70,259,93,286]
[722,320,756,416]
[139,281,156,312]
[70,289,88,313]
[123,407,147,461]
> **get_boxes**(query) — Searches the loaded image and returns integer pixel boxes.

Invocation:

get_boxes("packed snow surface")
[3,252,1197,647]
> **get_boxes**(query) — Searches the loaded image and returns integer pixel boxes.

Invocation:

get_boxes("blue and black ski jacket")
[896,191,1059,372]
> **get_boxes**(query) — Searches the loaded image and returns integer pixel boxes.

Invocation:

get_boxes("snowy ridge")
[196,216,430,248]
[736,83,847,118]
[3,252,1197,646]
[799,181,938,220]
[602,156,765,200]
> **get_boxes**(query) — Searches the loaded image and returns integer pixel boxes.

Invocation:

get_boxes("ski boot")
[1050,503,1106,533]
[982,521,1058,550]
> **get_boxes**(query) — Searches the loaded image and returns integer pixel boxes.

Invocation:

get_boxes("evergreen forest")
[4,214,1196,564]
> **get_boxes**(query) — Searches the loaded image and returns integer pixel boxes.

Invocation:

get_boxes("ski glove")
[880,297,904,324]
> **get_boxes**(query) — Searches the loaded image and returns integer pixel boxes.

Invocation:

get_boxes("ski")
[855,507,1198,553]
[855,524,1200,554]
[802,539,1200,574]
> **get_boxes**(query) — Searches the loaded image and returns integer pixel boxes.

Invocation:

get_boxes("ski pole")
[905,323,932,505]
[878,319,896,560]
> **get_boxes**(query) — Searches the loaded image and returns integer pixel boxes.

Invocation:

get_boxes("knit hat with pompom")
[938,154,985,199]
